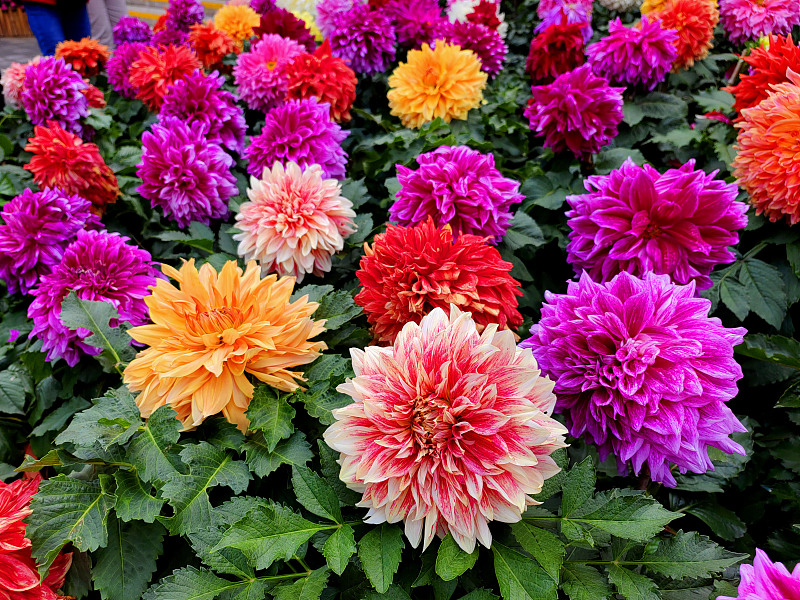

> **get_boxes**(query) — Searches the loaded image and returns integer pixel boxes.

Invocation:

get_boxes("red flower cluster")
[467,0,502,30]
[25,121,119,215]
[128,44,201,111]
[81,80,106,108]
[253,7,316,52]
[355,218,523,344]
[286,40,357,122]
[526,22,586,83]
[189,22,239,71]
[0,475,72,600]
[54,37,110,77]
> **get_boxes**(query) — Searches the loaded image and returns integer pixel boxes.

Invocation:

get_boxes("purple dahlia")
[719,0,800,46]
[28,229,158,366]
[152,28,190,47]
[439,20,507,76]
[522,271,748,487]
[329,4,397,75]
[536,0,592,42]
[166,0,204,32]
[317,0,360,37]
[386,0,445,49]
[250,0,277,14]
[113,15,153,45]
[718,548,800,600]
[234,33,304,112]
[20,56,89,138]
[137,117,237,228]
[107,42,148,99]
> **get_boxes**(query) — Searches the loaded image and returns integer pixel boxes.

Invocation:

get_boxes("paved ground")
[0,37,41,72]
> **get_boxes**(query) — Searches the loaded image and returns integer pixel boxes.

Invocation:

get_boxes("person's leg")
[58,0,91,42]
[104,0,128,32]
[86,0,113,47]
[22,2,65,55]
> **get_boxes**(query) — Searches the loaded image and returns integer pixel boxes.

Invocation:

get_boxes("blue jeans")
[23,1,91,56]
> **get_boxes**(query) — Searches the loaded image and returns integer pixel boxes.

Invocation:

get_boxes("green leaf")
[58,293,135,371]
[510,522,564,581]
[358,524,405,593]
[154,231,214,253]
[113,470,164,523]
[55,388,142,452]
[640,531,745,579]
[607,565,659,600]
[274,568,330,600]
[561,563,612,600]
[594,149,645,174]
[243,430,313,477]
[458,591,500,600]
[312,289,363,330]
[296,380,352,426]
[693,89,734,112]
[159,442,251,535]
[569,490,681,542]
[143,566,239,600]
[650,127,701,148]
[323,524,356,575]
[365,585,412,600]
[292,466,342,523]
[561,458,595,517]
[16,449,75,473]
[636,93,688,119]
[214,504,331,570]
[127,405,183,485]
[503,212,546,250]
[26,474,115,576]
[436,534,479,581]
[30,397,90,436]
[0,365,29,414]
[493,543,557,600]
[686,504,746,541]
[93,514,164,600]
[246,386,295,452]
[673,429,752,493]
[736,334,800,370]
[719,276,750,322]
[623,102,644,126]
[738,257,788,329]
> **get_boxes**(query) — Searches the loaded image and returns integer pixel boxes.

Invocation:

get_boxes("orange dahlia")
[24,121,118,215]
[54,37,110,77]
[129,44,201,111]
[733,71,800,225]
[641,0,669,12]
[154,13,168,32]
[123,259,326,431]
[654,0,719,71]
[388,40,487,129]
[214,4,261,45]
[189,22,240,70]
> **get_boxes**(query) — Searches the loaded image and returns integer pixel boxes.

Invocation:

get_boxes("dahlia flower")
[152,28,191,46]
[160,70,246,154]
[234,33,304,112]
[566,159,747,289]
[129,44,201,111]
[113,15,153,44]
[324,305,567,552]
[0,188,101,295]
[28,229,158,366]
[54,37,109,77]
[285,40,356,122]
[538,0,594,14]
[25,122,119,215]
[188,22,239,70]
[587,16,678,90]
[20,56,90,137]
[718,549,800,600]
[329,4,397,75]
[356,219,522,344]
[0,475,73,600]
[641,0,668,12]
[82,81,106,108]
[276,0,317,13]
[598,0,642,10]
[719,0,800,45]
[389,0,446,49]
[447,0,508,38]
[391,146,522,242]
[733,71,800,224]
[138,117,237,228]
[525,21,586,83]
[653,0,719,71]
[251,0,277,13]
[292,10,322,42]
[317,0,358,36]
[106,42,148,99]
[253,7,317,52]
[536,0,593,42]
[439,20,507,77]
[123,259,326,431]
[388,41,487,129]
[214,4,261,44]
[524,64,624,160]
[166,0,205,31]
[246,99,349,179]
[235,162,356,282]
[523,271,747,486]
[1,58,40,108]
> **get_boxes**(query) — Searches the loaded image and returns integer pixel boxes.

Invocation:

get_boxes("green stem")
[293,555,311,573]
[716,241,768,288]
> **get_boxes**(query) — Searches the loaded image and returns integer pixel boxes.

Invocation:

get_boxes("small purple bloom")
[329,4,397,76]
[20,56,89,138]
[113,15,153,45]
[107,42,148,99]
[7,330,20,343]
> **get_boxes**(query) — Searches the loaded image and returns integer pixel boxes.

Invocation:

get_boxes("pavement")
[0,37,41,72]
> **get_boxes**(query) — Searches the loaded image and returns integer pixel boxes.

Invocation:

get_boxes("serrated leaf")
[292,466,342,523]
[244,430,313,477]
[636,92,688,119]
[143,566,238,600]
[493,543,557,600]
[31,397,91,436]
[15,449,75,472]
[358,524,405,593]
[436,534,478,581]
[26,474,115,576]
[55,388,142,452]
[154,231,214,252]
[738,258,788,328]
[313,289,363,330]
[323,524,356,575]
[159,442,251,535]
[719,277,750,322]
[673,429,752,493]
[246,386,295,451]
[569,490,681,542]
[114,470,164,523]
[510,522,564,581]
[365,585,412,600]
[296,380,351,426]
[640,531,745,579]
[561,458,595,517]
[274,568,330,600]
[127,405,183,485]
[686,504,746,541]
[0,365,29,414]
[561,563,612,600]
[607,565,659,600]
[736,334,800,370]
[93,514,164,600]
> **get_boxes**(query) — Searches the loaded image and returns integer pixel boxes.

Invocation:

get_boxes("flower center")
[422,67,440,89]
[190,307,245,346]
[265,60,277,70]
[411,394,453,457]
[642,222,663,240]
[595,335,660,396]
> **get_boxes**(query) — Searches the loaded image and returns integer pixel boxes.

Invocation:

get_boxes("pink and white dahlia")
[234,33,305,112]
[1,58,40,108]
[234,161,357,282]
[718,548,800,600]
[447,0,508,38]
[324,305,568,552]
[719,0,800,45]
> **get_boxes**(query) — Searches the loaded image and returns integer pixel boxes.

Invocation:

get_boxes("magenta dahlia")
[166,0,204,32]
[387,0,445,49]
[317,0,360,37]
[250,0,277,13]
[137,117,237,228]
[152,28,190,47]
[234,33,304,112]
[439,20,507,76]
[391,145,522,243]
[566,159,747,289]
[27,229,158,366]
[719,0,800,45]
[113,15,153,44]
[106,42,148,99]
[329,4,397,75]
[246,99,349,179]
[718,549,800,600]
[524,63,624,160]
[20,56,89,137]
[160,69,246,155]
[0,188,100,295]
[587,16,678,90]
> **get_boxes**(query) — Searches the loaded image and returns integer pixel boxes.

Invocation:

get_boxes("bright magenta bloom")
[234,33,304,112]
[719,549,800,600]
[719,0,800,45]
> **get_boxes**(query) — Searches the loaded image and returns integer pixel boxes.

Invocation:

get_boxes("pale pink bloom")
[324,305,568,553]
[1,57,41,108]
[234,161,357,283]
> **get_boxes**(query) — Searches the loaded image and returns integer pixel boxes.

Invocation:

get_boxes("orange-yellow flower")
[388,40,487,129]
[654,0,719,71]
[54,37,109,77]
[733,70,800,225]
[641,0,668,12]
[123,259,326,431]
[214,4,261,45]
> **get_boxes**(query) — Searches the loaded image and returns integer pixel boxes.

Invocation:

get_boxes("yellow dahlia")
[123,259,326,431]
[214,4,261,45]
[641,0,668,12]
[388,40,487,129]
[292,10,323,41]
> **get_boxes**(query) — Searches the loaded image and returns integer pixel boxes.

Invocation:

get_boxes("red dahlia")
[128,44,201,111]
[253,7,316,52]
[526,21,586,83]
[189,22,240,71]
[286,40,357,122]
